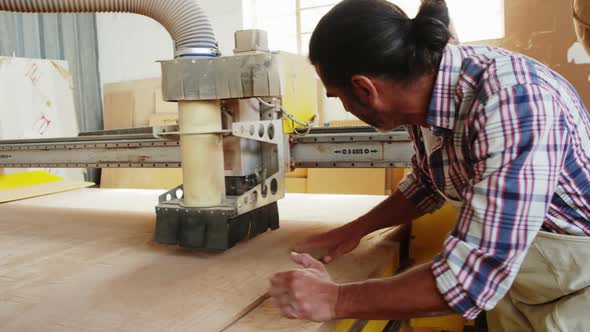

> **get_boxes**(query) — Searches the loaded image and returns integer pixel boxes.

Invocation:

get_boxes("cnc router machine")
[0,3,414,251]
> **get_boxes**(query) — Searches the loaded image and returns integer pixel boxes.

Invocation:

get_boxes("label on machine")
[333,148,379,155]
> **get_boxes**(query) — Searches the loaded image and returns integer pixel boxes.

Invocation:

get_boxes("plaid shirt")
[398,44,590,319]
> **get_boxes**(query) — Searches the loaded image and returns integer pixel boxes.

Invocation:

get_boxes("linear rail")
[0,126,414,168]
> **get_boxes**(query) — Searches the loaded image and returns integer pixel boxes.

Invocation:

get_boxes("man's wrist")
[334,282,358,319]
[350,215,374,237]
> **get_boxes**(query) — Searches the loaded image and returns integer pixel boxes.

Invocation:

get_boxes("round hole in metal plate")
[166,193,172,201]
[249,125,255,136]
[261,183,268,198]
[267,123,275,140]
[270,178,278,195]
[244,196,249,204]
[258,124,265,138]
[176,188,184,199]
[252,191,258,200]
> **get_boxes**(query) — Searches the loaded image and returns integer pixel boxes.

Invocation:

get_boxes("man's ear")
[350,75,378,106]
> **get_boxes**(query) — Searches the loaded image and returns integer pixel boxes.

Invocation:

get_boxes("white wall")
[96,0,244,86]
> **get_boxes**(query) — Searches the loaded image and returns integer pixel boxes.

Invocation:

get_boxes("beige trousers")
[487,231,590,331]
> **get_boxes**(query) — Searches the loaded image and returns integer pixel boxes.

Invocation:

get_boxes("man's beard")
[347,91,397,132]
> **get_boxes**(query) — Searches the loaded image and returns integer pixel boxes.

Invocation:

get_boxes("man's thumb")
[325,243,349,263]
[290,252,323,269]
[292,236,325,253]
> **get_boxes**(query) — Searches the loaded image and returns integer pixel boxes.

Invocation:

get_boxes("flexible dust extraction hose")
[0,0,219,57]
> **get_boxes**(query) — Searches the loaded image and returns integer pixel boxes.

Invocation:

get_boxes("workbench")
[0,189,398,332]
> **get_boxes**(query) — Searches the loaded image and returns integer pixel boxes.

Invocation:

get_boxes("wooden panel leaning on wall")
[101,78,183,189]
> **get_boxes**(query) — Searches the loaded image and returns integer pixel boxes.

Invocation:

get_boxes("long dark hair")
[309,0,451,86]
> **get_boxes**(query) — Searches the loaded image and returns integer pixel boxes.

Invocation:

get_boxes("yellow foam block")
[307,168,386,195]
[285,177,307,193]
[409,204,464,332]
[333,205,465,332]
[277,52,319,134]
[285,167,308,178]
[0,171,94,203]
[410,204,458,258]
[410,316,464,331]
[0,170,63,190]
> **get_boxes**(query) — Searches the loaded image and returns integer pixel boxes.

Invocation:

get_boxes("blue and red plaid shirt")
[398,44,590,319]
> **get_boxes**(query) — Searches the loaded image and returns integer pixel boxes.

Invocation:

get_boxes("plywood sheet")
[148,113,178,126]
[328,120,368,127]
[154,89,178,114]
[103,77,161,128]
[103,91,134,130]
[0,190,391,332]
[0,179,93,203]
[101,79,180,190]
[224,227,396,332]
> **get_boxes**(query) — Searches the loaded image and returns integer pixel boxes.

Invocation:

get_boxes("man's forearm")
[353,190,423,235]
[335,262,453,320]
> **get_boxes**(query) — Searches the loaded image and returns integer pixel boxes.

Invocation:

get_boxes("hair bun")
[309,0,450,85]
[408,0,450,52]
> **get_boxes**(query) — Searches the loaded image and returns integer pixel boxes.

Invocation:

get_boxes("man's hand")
[293,224,362,264]
[294,191,423,264]
[270,252,339,322]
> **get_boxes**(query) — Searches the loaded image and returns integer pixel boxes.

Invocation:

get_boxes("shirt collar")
[426,44,463,134]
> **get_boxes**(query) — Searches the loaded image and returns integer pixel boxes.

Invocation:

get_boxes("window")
[243,0,505,124]
[243,0,505,54]
[242,0,299,53]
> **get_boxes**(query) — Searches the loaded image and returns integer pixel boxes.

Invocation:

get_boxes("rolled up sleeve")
[398,153,446,214]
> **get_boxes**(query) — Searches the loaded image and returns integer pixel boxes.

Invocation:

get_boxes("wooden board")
[148,113,178,126]
[103,91,134,130]
[101,82,181,190]
[102,77,164,128]
[328,120,368,127]
[0,190,393,332]
[0,179,94,203]
[224,227,397,332]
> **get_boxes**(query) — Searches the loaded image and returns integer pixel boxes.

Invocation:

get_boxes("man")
[269,0,590,330]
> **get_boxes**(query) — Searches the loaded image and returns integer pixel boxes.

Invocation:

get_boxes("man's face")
[316,66,404,132]
[325,85,397,131]
[326,86,386,130]
[314,60,438,130]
